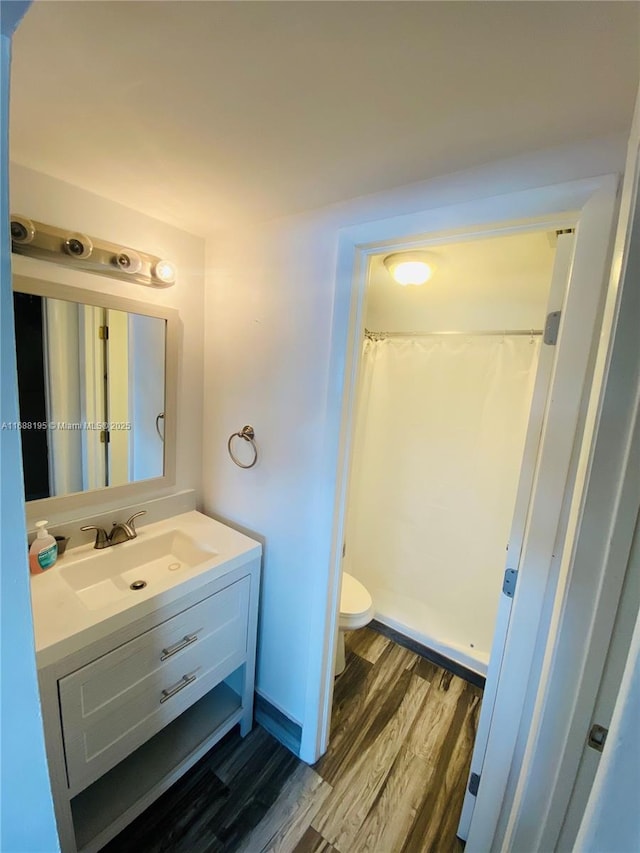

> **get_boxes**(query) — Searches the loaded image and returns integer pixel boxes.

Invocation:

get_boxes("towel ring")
[227,425,258,469]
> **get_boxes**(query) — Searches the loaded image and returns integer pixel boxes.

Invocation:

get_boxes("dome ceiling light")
[384,252,435,286]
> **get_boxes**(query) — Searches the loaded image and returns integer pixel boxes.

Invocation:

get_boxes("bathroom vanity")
[31,511,261,853]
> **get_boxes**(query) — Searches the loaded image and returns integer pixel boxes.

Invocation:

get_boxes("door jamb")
[503,135,640,852]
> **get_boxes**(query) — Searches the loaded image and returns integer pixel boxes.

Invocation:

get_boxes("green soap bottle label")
[38,543,58,569]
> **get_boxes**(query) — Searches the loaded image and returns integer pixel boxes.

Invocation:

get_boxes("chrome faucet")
[81,511,147,549]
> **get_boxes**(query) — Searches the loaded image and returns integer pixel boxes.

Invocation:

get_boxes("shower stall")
[344,232,557,674]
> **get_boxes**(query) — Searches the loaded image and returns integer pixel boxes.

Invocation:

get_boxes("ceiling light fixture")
[384,252,434,286]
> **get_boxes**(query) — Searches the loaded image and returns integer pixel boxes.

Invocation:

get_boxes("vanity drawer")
[59,575,250,793]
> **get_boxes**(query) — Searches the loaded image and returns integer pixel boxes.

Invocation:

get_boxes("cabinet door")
[59,575,250,793]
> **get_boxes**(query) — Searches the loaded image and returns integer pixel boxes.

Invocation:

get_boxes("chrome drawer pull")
[160,673,196,704]
[160,633,198,661]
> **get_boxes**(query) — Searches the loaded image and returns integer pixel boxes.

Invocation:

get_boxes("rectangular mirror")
[12,275,178,509]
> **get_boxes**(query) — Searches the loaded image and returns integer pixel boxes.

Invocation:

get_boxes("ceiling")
[366,229,556,333]
[9,1,640,236]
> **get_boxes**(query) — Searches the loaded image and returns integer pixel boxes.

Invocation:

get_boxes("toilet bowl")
[336,572,374,675]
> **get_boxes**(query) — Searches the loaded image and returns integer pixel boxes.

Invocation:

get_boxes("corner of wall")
[1,27,60,853]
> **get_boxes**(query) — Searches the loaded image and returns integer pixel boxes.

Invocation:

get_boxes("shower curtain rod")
[364,328,543,340]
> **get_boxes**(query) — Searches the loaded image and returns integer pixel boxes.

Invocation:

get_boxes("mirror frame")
[12,274,179,517]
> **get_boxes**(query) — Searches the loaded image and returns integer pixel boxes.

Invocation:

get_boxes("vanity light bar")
[10,215,176,288]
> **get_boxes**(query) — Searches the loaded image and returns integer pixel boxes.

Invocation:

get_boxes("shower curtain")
[346,334,541,671]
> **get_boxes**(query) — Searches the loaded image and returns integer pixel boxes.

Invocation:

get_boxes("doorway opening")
[342,228,567,677]
[307,174,618,850]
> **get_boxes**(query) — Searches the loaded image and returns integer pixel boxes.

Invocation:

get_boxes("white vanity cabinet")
[35,543,260,853]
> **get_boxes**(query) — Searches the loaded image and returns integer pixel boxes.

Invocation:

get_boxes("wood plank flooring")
[101,627,482,853]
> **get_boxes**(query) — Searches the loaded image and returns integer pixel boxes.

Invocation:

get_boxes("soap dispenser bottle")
[29,520,58,574]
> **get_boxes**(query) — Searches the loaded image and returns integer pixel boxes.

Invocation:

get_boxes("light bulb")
[114,250,142,274]
[63,233,93,259]
[391,261,432,286]
[153,259,176,284]
[383,252,435,286]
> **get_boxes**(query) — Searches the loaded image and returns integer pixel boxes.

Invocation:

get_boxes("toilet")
[336,572,374,675]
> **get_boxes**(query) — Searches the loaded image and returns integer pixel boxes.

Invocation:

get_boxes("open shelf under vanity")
[73,681,243,852]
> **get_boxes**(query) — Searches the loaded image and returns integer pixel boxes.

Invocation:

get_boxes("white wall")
[366,229,556,333]
[0,5,60,849]
[202,135,627,734]
[9,163,206,522]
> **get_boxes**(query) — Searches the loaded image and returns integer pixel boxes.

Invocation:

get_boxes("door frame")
[304,174,621,847]
[458,228,576,840]
[501,117,640,852]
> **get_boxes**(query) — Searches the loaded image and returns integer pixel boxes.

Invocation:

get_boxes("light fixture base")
[10,215,176,287]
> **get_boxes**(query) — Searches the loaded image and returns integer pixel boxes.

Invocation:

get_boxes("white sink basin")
[60,529,218,611]
[30,509,262,669]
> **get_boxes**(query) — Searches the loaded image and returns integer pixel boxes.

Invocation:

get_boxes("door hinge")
[468,772,481,796]
[544,311,561,345]
[98,325,109,340]
[503,568,518,598]
[100,429,110,444]
[587,723,608,753]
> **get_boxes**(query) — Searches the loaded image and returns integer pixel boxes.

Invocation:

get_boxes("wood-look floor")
[102,627,482,853]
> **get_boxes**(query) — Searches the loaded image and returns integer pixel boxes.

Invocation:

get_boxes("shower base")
[368,587,491,677]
